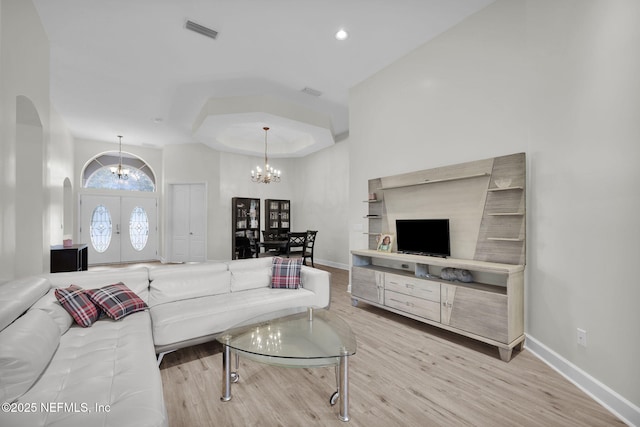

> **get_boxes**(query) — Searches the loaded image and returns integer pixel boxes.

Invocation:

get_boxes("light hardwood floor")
[159,265,624,427]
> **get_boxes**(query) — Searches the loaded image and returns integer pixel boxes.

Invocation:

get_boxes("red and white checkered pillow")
[271,257,302,289]
[86,282,148,320]
[55,285,100,327]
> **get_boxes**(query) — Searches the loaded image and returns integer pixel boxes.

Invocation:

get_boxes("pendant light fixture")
[251,127,281,184]
[110,135,129,180]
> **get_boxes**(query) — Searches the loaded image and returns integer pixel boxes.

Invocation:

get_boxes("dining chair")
[234,236,252,259]
[302,230,318,267]
[285,232,307,259]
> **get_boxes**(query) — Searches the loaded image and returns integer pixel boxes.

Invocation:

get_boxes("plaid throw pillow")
[271,257,302,289]
[55,285,100,327]
[86,283,148,320]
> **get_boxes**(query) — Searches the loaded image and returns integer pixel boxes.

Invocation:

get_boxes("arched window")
[83,153,156,191]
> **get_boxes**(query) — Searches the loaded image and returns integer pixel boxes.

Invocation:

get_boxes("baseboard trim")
[526,335,639,427]
[314,259,349,270]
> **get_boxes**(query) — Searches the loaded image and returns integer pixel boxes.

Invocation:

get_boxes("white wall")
[47,107,74,249]
[218,150,295,260]
[163,143,221,260]
[526,0,640,417]
[0,0,66,280]
[291,140,350,268]
[162,142,348,265]
[349,0,639,419]
[74,137,344,265]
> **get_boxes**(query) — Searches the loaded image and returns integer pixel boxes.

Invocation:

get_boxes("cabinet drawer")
[385,290,441,322]
[385,273,440,302]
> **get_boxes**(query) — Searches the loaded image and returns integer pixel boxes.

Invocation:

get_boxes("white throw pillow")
[0,309,61,403]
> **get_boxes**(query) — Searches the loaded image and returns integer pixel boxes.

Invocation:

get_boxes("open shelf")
[364,215,382,219]
[487,212,524,216]
[362,200,382,203]
[380,172,489,190]
[487,237,524,242]
[487,186,524,192]
[350,248,525,361]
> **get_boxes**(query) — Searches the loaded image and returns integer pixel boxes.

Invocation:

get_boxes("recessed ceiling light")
[335,29,349,41]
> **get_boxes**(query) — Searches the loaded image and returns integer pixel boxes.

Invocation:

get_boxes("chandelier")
[251,127,281,183]
[110,135,129,180]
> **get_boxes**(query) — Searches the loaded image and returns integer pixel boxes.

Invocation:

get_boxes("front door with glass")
[80,194,158,265]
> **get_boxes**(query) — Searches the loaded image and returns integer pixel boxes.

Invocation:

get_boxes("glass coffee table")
[216,307,357,422]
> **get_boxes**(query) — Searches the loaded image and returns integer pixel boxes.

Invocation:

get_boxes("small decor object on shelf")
[368,193,377,201]
[376,233,393,252]
[494,178,512,188]
[440,267,473,283]
[63,235,73,247]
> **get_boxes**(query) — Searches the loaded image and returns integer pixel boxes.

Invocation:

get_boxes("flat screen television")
[395,219,450,257]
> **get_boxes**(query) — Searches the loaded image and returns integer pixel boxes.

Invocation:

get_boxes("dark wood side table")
[50,244,88,273]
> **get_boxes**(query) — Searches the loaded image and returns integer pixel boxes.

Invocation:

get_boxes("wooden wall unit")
[265,199,290,238]
[352,153,526,361]
[351,250,524,361]
[361,153,526,264]
[232,197,260,259]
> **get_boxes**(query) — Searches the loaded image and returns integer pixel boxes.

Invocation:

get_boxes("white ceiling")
[32,0,494,157]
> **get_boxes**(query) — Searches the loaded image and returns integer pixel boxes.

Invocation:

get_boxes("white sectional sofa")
[0,257,330,427]
[150,257,331,356]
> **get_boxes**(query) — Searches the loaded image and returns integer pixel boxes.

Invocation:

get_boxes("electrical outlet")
[577,328,587,347]
[401,264,409,269]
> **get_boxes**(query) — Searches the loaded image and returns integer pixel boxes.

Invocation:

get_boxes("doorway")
[168,183,206,263]
[79,194,158,265]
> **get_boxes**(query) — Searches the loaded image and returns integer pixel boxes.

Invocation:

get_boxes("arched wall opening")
[15,95,44,277]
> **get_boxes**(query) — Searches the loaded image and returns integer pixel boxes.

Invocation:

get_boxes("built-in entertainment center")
[351,153,526,361]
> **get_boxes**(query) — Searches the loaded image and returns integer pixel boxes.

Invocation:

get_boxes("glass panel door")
[120,196,158,262]
[80,194,158,265]
[80,195,121,264]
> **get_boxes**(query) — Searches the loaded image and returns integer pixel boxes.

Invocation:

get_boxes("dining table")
[255,239,288,257]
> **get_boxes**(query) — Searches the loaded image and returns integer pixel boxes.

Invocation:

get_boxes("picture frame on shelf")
[376,233,393,252]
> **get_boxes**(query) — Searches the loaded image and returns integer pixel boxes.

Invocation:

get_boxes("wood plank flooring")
[159,266,624,427]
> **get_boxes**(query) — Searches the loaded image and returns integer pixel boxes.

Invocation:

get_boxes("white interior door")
[170,185,190,262]
[120,197,158,262]
[80,194,158,265]
[80,195,121,264]
[170,184,206,262]
[188,184,206,262]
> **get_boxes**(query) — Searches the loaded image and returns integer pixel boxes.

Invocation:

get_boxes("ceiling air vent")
[301,87,322,97]
[185,20,218,40]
